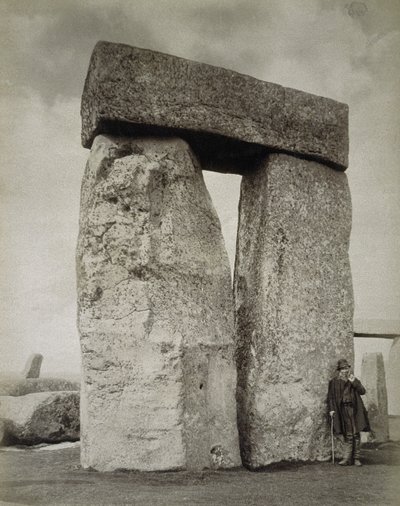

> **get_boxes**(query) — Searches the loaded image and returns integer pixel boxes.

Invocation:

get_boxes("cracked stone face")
[76,135,240,471]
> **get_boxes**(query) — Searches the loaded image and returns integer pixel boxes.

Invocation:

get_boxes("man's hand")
[348,374,355,382]
[329,411,335,417]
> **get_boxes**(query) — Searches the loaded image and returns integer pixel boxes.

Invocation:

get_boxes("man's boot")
[353,433,362,466]
[339,435,353,465]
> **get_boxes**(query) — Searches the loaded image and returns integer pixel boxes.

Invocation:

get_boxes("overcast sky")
[0,0,399,376]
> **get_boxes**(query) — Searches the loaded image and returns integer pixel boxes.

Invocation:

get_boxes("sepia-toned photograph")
[0,1,399,504]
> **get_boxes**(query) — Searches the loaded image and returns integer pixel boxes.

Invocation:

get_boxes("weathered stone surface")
[81,41,348,171]
[22,354,43,379]
[76,134,240,472]
[387,337,400,416]
[360,352,389,442]
[0,378,80,397]
[234,153,354,468]
[0,392,80,445]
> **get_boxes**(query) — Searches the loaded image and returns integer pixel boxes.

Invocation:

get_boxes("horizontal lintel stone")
[81,41,349,172]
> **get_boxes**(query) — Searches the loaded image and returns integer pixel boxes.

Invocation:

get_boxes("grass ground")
[0,441,399,505]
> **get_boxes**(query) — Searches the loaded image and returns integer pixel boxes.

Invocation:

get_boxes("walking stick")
[330,412,335,464]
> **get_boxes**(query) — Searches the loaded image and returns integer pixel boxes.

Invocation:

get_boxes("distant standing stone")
[387,337,400,416]
[0,378,80,396]
[22,354,43,379]
[234,153,354,468]
[360,352,389,442]
[77,135,240,471]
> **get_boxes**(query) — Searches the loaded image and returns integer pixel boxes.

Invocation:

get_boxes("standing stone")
[22,354,43,379]
[234,153,354,468]
[360,352,389,442]
[387,337,400,416]
[77,135,240,471]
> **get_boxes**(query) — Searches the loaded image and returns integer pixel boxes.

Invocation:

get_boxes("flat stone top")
[354,319,400,336]
[81,41,349,171]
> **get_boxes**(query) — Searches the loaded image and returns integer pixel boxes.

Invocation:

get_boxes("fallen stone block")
[0,391,80,446]
[81,41,348,171]
[77,135,240,471]
[0,378,80,396]
[234,153,353,468]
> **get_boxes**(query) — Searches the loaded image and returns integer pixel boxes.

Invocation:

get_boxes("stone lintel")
[81,41,349,172]
[354,319,400,336]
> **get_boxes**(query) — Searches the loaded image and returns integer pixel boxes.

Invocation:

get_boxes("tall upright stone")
[76,135,240,471]
[387,337,400,416]
[360,352,389,442]
[234,153,353,468]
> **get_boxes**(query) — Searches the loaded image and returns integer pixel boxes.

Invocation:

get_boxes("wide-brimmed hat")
[337,358,351,370]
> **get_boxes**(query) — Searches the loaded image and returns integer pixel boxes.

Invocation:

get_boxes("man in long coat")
[328,358,370,466]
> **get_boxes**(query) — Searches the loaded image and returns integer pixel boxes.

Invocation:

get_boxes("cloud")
[0,0,159,103]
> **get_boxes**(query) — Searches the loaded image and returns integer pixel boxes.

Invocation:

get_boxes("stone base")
[234,153,354,468]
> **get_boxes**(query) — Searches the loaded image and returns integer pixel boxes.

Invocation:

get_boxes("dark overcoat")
[327,377,370,435]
